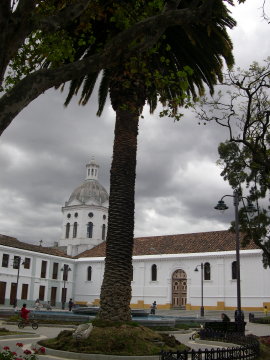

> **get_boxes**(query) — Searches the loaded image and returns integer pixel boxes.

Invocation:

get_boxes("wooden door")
[50,287,57,306]
[39,285,45,301]
[10,282,17,305]
[21,284,28,300]
[172,269,187,309]
[61,288,67,303]
[0,282,6,304]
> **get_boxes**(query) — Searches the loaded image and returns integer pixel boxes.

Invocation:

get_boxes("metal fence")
[160,333,260,360]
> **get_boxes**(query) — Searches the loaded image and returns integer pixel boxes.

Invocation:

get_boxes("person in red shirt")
[20,304,30,322]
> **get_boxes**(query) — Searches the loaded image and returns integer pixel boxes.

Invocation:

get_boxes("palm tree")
[58,0,235,321]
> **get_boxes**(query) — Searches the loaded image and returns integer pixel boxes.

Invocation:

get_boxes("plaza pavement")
[1,308,270,359]
[1,306,270,336]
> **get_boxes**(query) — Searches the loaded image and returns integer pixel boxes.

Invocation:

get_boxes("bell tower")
[58,158,109,256]
[86,157,99,181]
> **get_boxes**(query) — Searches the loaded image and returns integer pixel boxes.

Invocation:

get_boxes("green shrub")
[39,324,189,356]
[257,343,270,360]
[254,317,270,324]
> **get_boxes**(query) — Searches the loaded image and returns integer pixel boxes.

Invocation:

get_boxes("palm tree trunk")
[99,78,145,321]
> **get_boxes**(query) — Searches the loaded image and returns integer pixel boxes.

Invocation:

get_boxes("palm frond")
[97,69,111,116]
[79,72,100,106]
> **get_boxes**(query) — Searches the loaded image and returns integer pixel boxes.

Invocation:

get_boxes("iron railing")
[160,333,260,360]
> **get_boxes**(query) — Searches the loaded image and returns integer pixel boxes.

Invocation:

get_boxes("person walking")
[68,298,74,311]
[234,309,244,322]
[150,301,157,315]
[264,305,268,316]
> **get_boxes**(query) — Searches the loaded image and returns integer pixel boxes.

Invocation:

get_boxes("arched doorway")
[172,269,187,308]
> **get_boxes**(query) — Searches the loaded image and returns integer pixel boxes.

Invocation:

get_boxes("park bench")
[200,321,246,339]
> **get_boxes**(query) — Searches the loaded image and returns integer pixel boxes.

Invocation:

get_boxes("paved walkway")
[172,322,270,351]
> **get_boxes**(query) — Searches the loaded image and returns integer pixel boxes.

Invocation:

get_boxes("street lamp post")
[214,189,255,331]
[13,256,24,308]
[194,263,204,317]
[60,265,71,310]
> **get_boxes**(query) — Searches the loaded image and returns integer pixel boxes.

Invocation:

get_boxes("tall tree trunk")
[99,76,145,321]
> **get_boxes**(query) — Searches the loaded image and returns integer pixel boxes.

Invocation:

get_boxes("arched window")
[87,222,93,238]
[204,262,211,280]
[65,223,70,238]
[232,261,237,280]
[73,222,77,238]
[87,266,92,281]
[102,224,106,240]
[151,264,157,281]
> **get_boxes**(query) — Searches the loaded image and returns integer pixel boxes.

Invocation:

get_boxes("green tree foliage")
[218,141,270,267]
[194,59,270,266]
[60,0,235,118]
[0,0,240,136]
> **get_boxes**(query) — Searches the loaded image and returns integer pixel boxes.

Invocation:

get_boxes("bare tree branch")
[194,59,270,173]
[37,0,91,32]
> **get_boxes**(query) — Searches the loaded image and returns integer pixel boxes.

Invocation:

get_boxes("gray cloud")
[0,2,269,245]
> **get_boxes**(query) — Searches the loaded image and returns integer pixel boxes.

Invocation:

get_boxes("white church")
[0,159,269,312]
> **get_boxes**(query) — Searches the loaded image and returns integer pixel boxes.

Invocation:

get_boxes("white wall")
[74,258,105,304]
[74,249,270,309]
[1,245,269,310]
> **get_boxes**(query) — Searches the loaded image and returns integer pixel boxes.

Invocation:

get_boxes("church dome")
[66,158,109,206]
[68,180,109,205]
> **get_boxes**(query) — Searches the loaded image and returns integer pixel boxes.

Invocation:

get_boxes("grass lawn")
[252,316,270,324]
[6,315,82,326]
[257,337,270,359]
[0,327,27,336]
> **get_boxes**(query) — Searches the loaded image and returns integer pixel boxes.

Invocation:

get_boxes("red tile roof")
[77,230,258,258]
[0,234,71,258]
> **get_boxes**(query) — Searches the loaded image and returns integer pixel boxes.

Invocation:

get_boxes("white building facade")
[73,244,270,312]
[1,159,270,312]
[0,232,270,312]
[0,235,75,308]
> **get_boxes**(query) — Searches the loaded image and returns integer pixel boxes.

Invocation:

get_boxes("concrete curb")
[35,338,240,360]
[194,338,238,348]
[158,330,193,334]
[36,346,159,360]
[0,333,40,340]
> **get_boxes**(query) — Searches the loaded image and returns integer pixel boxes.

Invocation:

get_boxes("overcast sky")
[1,1,270,246]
